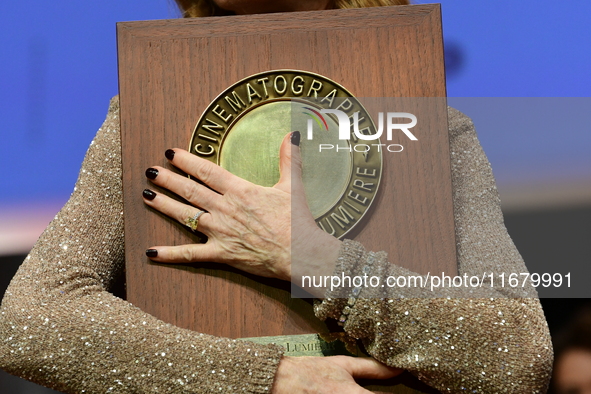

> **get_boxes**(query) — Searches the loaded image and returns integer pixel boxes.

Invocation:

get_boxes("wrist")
[290,229,342,296]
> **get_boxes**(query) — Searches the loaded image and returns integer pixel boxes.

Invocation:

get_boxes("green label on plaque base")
[239,333,364,357]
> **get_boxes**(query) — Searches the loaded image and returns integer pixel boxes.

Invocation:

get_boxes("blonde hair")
[175,0,410,18]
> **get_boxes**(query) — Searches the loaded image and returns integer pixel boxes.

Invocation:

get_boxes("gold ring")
[185,210,205,231]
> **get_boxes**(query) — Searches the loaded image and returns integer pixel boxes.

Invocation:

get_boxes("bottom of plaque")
[239,334,439,394]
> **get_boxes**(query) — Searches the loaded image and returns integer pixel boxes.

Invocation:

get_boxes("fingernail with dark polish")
[290,131,301,146]
[146,249,158,258]
[145,167,159,180]
[165,149,175,160]
[143,189,156,200]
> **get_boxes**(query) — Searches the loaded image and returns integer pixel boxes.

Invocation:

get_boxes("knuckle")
[181,247,194,262]
[195,160,215,183]
[182,182,200,204]
[221,199,239,216]
[236,183,259,201]
[170,247,194,262]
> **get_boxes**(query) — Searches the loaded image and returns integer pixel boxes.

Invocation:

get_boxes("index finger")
[166,148,243,194]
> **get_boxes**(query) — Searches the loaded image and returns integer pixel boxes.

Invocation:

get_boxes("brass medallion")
[190,70,382,239]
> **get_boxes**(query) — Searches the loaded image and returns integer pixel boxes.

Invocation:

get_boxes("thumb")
[276,131,304,195]
[331,356,403,380]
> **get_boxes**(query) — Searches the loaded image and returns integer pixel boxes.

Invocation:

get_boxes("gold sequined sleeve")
[315,108,553,393]
[0,97,283,393]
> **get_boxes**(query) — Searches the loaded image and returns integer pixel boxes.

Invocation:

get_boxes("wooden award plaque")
[118,5,455,393]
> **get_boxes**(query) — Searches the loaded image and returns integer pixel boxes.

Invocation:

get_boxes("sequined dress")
[0,97,552,393]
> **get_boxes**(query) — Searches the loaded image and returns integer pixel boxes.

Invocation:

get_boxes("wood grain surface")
[118,5,454,393]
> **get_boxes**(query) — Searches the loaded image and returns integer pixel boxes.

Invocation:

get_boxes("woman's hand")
[142,131,341,284]
[271,356,403,393]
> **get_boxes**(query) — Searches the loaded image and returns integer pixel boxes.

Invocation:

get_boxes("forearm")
[0,97,283,393]
[314,240,552,393]
[1,284,282,393]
